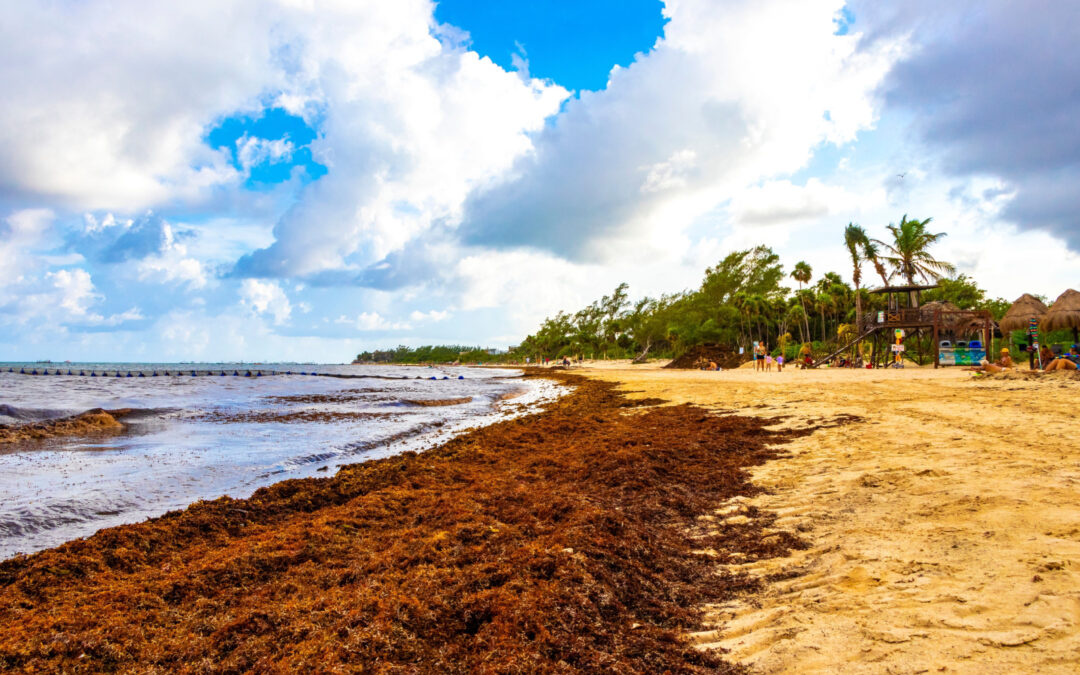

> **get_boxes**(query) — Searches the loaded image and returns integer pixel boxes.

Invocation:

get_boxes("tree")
[786,304,808,344]
[844,223,870,330]
[791,261,813,345]
[873,215,956,307]
[814,291,835,342]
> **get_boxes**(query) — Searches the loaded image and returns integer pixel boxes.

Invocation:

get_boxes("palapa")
[999,293,1049,334]
[1041,289,1080,343]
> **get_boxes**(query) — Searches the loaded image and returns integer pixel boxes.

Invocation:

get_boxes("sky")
[1,0,1077,362]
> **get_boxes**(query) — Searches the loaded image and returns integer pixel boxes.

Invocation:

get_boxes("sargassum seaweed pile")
[0,374,811,673]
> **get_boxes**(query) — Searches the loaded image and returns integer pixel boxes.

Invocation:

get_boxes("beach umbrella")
[1041,289,1080,343]
[999,293,1049,334]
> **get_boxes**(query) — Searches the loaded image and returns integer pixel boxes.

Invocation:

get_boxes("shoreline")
[0,371,817,672]
[0,366,557,560]
[4,366,1075,671]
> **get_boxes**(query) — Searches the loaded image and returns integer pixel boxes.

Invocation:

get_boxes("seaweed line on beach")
[0,372,818,673]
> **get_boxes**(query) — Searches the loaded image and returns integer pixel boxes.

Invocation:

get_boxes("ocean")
[0,362,562,559]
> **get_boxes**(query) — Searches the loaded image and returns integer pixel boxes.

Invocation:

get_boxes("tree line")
[357,217,1016,365]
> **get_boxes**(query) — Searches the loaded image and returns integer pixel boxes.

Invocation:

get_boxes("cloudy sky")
[1,0,1077,362]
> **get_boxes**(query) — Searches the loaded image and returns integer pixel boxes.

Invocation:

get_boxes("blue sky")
[1,0,1077,362]
[435,0,666,91]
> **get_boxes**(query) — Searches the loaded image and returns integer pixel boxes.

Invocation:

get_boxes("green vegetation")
[354,345,504,364]
[357,217,1033,365]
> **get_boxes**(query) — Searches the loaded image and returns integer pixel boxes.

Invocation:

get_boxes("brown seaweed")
[0,409,125,445]
[0,373,813,673]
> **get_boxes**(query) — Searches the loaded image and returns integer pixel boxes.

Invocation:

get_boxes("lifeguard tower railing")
[814,306,995,368]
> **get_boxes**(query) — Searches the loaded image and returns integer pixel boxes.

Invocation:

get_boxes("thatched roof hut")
[999,293,1049,334]
[1041,289,1080,342]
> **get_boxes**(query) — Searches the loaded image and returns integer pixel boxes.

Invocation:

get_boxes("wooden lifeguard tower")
[814,283,995,368]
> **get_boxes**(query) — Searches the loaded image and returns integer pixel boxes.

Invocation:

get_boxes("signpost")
[894,329,904,367]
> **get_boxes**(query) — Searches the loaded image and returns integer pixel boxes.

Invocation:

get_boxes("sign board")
[877,311,884,323]
[939,348,987,366]
[894,329,905,339]
[891,344,905,353]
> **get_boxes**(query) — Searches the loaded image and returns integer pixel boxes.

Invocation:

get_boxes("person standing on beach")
[776,354,784,372]
[765,353,773,371]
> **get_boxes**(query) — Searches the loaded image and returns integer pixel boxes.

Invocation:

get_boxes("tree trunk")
[632,338,652,364]
[820,308,826,343]
[855,285,863,331]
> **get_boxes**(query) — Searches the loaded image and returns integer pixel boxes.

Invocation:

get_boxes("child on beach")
[765,354,773,371]
[776,354,784,372]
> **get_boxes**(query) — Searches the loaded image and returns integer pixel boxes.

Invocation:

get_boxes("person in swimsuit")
[1045,346,1079,371]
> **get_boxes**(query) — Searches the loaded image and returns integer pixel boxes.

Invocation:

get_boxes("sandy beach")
[3,364,1079,672]
[577,362,1080,673]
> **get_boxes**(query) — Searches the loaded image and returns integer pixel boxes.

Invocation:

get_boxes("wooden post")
[933,313,940,369]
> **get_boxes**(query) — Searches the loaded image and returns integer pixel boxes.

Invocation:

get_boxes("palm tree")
[786,304,807,344]
[791,261,812,344]
[814,291,834,342]
[844,223,869,329]
[873,215,956,307]
[862,238,890,287]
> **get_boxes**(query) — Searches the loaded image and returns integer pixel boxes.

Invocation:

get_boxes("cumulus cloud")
[48,269,100,318]
[0,208,54,287]
[137,255,208,290]
[231,3,570,279]
[336,312,411,331]
[459,0,898,261]
[239,279,292,325]
[853,0,1080,248]
[236,135,295,171]
[0,2,269,211]
[410,309,450,322]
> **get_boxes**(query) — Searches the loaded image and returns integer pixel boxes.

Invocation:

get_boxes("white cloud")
[17,268,143,327]
[137,255,208,289]
[409,309,450,322]
[0,208,54,286]
[134,220,209,289]
[239,279,292,325]
[2,0,1078,361]
[335,312,411,331]
[236,135,295,171]
[731,178,882,226]
[461,0,900,261]
[48,268,100,317]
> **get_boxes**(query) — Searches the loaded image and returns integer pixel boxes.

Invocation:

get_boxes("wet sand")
[577,362,1080,674]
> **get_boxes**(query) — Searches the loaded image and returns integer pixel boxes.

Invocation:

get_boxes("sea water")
[0,363,563,559]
